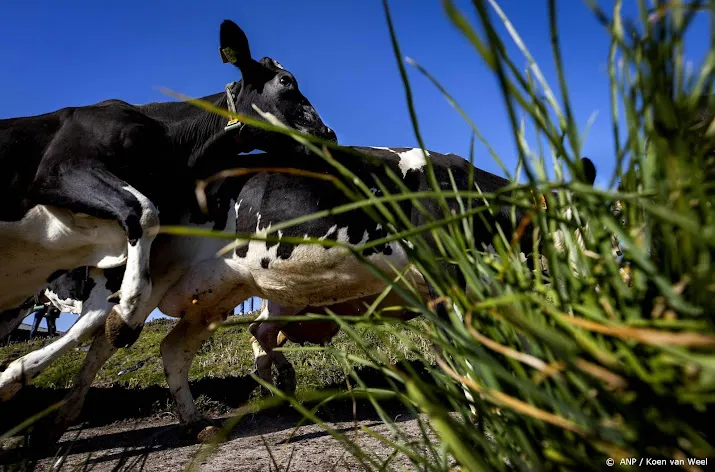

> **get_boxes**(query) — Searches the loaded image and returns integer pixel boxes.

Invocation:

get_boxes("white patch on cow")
[319,225,338,240]
[45,288,83,314]
[0,205,128,311]
[371,147,396,152]
[375,224,382,231]
[114,186,160,327]
[398,148,429,177]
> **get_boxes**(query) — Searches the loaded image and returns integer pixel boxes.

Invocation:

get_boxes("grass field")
[0,315,436,423]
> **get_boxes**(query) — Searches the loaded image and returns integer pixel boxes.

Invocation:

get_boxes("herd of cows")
[0,18,706,452]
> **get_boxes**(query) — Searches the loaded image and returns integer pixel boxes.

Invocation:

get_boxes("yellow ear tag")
[225,119,242,132]
[220,47,238,64]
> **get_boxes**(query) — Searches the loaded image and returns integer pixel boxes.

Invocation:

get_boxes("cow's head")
[219,20,337,154]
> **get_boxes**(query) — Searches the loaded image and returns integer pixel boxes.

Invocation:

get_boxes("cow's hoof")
[186,418,224,443]
[105,309,143,348]
[0,436,23,452]
[197,425,223,443]
[0,373,22,402]
[276,367,296,395]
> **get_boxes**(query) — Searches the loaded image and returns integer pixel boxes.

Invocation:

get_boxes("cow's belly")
[249,241,410,307]
[157,240,410,316]
[0,205,127,310]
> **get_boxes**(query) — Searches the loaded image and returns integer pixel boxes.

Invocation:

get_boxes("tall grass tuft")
[191,0,714,470]
[171,0,714,470]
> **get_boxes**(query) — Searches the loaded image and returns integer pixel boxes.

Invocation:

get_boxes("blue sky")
[2,0,709,332]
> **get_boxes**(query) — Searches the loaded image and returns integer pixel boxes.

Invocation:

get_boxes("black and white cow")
[0,145,596,445]
[0,19,335,350]
[0,267,123,343]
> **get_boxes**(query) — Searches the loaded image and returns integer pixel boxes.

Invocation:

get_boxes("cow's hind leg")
[248,302,305,395]
[250,330,290,397]
[29,328,118,449]
[30,165,159,348]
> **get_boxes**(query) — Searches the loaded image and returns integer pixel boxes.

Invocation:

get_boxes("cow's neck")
[140,89,253,165]
[146,93,228,157]
[173,94,229,158]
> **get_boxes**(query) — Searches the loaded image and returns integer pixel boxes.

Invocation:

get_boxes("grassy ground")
[0,315,435,410]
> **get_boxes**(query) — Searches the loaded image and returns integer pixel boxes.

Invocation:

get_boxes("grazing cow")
[0,19,335,351]
[0,145,596,446]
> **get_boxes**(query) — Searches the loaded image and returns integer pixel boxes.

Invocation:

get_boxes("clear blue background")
[1,0,708,332]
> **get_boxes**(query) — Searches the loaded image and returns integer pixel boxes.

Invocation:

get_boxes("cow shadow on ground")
[23,405,417,468]
[0,361,436,466]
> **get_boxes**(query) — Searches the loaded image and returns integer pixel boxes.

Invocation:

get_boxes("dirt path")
[6,406,438,471]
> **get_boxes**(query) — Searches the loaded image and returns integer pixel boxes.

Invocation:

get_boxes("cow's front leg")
[0,268,114,401]
[160,309,230,442]
[28,326,118,450]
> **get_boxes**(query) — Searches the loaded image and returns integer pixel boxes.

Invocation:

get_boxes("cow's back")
[0,111,68,221]
[0,100,174,222]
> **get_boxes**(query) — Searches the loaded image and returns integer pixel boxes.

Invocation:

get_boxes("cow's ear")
[219,20,254,78]
[580,157,597,186]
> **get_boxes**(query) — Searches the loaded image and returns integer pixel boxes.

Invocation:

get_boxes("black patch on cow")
[260,257,270,269]
[103,267,125,297]
[46,270,68,284]
[44,267,96,304]
[235,243,250,258]
[276,242,294,260]
[347,225,366,245]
